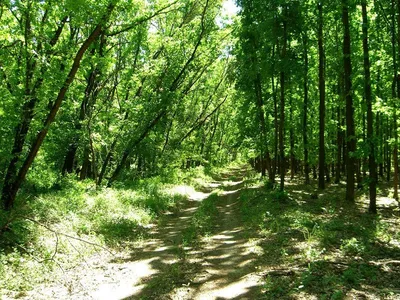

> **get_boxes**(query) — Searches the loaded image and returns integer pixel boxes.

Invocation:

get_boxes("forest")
[1,0,400,299]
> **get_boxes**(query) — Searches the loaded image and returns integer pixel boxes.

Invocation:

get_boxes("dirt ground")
[18,168,265,300]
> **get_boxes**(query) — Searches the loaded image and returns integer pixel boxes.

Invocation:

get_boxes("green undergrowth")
[0,165,216,294]
[182,191,220,246]
[239,180,400,299]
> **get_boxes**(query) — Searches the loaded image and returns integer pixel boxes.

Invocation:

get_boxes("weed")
[273,190,290,201]
[340,238,366,256]
[263,179,275,190]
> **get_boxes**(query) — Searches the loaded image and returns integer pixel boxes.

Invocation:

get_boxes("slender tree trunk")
[108,110,166,185]
[361,0,377,213]
[279,15,287,192]
[318,2,326,189]
[2,7,67,206]
[387,123,392,182]
[377,72,384,179]
[250,29,271,180]
[254,72,267,178]
[335,72,344,184]
[303,35,310,184]
[2,7,36,209]
[80,148,90,180]
[272,45,279,183]
[62,65,98,175]
[342,0,356,202]
[362,110,367,180]
[290,95,295,180]
[394,0,400,200]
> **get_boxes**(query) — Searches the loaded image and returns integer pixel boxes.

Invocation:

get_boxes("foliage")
[238,180,400,299]
[0,165,220,292]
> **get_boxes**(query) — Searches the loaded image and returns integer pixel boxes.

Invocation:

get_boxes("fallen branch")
[368,260,400,266]
[22,216,115,256]
[261,267,305,277]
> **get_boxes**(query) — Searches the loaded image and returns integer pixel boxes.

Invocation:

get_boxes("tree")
[1,1,116,210]
[342,0,356,202]
[318,1,326,190]
[360,0,377,213]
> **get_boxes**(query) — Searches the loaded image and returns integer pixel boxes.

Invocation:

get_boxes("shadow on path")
[120,168,264,300]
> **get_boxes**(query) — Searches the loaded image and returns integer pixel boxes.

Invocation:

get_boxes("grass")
[238,178,400,299]
[182,191,220,246]
[0,166,214,295]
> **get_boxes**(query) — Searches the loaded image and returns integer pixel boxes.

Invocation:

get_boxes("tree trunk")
[272,46,279,183]
[318,2,326,190]
[279,14,287,192]
[342,0,356,202]
[254,72,267,178]
[108,110,166,185]
[290,95,295,180]
[62,64,98,175]
[335,73,343,184]
[361,0,377,213]
[303,34,310,184]
[387,122,392,182]
[394,0,400,200]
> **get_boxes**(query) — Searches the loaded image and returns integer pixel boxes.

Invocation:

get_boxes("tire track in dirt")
[177,178,263,300]
[20,167,264,300]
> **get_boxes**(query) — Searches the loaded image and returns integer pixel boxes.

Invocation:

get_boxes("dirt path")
[180,181,263,300]
[21,168,264,300]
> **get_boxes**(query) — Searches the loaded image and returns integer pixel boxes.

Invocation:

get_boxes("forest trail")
[23,167,264,300]
[179,175,263,299]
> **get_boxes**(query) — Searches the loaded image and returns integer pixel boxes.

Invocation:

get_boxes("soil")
[18,167,265,300]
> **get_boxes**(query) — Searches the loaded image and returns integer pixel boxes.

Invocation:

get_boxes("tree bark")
[394,0,400,200]
[279,13,287,192]
[272,44,279,183]
[361,0,377,213]
[303,34,310,184]
[318,2,326,190]
[342,0,356,202]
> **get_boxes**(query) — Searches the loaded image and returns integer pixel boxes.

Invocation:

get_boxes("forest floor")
[12,166,265,299]
[3,166,400,299]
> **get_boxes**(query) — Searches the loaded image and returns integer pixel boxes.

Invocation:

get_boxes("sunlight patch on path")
[185,180,263,300]
[193,276,260,300]
[169,184,214,201]
[89,258,158,300]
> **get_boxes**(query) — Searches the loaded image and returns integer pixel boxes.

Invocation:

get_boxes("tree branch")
[106,1,179,37]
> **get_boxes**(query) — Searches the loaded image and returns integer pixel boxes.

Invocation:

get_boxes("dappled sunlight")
[170,185,194,194]
[190,190,213,201]
[19,168,400,299]
[192,276,260,300]
[211,234,234,240]
[376,196,398,207]
[115,167,266,299]
[89,258,158,300]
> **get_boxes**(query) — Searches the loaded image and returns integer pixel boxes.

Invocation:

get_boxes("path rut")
[21,168,264,300]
